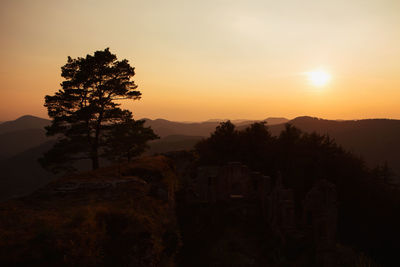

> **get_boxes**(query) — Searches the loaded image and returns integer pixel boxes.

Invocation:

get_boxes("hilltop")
[0,156,180,266]
[0,115,50,134]
[269,116,400,176]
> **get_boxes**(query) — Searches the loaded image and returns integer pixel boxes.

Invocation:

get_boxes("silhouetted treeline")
[195,121,400,266]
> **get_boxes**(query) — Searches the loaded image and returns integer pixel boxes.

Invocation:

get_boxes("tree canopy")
[104,113,159,163]
[41,48,156,172]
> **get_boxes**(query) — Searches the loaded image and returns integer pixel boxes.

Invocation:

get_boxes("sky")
[0,0,399,122]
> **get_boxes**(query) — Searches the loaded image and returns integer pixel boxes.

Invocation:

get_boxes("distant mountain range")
[204,118,288,125]
[0,116,288,159]
[0,115,399,201]
[143,117,288,138]
[269,116,400,175]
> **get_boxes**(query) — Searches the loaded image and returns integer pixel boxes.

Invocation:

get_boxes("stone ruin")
[196,162,271,203]
[194,162,338,266]
[303,179,338,267]
[267,174,296,235]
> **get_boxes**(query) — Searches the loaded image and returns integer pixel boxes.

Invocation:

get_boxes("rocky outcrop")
[0,156,180,267]
[195,162,272,203]
[194,162,338,266]
[303,179,338,267]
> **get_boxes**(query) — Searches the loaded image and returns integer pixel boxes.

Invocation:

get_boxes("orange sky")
[1,0,399,122]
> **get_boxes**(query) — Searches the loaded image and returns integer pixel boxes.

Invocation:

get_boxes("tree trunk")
[93,110,103,170]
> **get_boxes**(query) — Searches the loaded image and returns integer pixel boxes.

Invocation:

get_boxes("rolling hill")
[0,116,52,160]
[147,135,203,155]
[0,115,50,134]
[0,128,50,160]
[143,117,288,137]
[269,116,400,176]
[0,140,55,201]
[1,114,399,201]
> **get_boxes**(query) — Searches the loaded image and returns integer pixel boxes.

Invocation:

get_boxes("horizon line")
[2,114,400,124]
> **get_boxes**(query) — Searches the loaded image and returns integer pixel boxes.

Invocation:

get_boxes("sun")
[306,69,331,87]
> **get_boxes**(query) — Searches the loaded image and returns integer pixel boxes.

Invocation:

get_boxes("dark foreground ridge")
[0,152,397,266]
[0,156,180,266]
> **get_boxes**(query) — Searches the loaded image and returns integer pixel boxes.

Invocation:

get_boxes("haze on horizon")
[0,0,399,122]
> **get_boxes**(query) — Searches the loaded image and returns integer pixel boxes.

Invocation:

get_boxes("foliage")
[195,120,239,164]
[104,114,159,163]
[237,121,276,172]
[40,48,154,172]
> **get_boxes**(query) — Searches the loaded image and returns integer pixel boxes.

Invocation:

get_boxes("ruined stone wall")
[215,162,250,201]
[195,162,338,266]
[195,162,272,203]
[267,175,296,237]
[303,179,338,267]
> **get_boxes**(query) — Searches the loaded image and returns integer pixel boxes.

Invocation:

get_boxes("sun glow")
[307,69,331,87]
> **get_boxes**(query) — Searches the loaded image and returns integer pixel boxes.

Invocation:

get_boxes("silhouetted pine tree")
[40,48,151,172]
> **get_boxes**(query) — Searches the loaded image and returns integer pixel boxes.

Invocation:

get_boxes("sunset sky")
[1,0,399,122]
